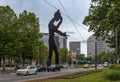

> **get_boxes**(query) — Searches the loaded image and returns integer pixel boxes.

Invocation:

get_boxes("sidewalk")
[0,67,16,74]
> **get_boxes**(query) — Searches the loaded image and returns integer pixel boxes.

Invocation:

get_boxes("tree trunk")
[0,57,1,67]
[2,57,6,71]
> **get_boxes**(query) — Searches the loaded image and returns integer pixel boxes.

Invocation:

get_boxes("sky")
[0,0,93,55]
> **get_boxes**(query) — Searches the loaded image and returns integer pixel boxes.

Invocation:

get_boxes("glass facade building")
[41,33,67,49]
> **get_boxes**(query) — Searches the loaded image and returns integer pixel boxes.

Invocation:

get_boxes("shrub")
[109,64,120,70]
[102,69,120,81]
[109,64,117,69]
[113,64,120,70]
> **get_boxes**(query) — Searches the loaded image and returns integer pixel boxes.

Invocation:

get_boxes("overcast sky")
[0,0,93,55]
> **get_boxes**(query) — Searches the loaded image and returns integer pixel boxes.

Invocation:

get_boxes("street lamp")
[38,46,40,65]
[95,41,97,70]
[115,27,119,64]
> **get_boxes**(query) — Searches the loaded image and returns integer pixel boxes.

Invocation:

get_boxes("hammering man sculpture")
[47,10,68,68]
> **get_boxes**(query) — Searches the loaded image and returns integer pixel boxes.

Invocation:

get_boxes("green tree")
[77,55,86,60]
[83,0,120,64]
[59,48,68,63]
[97,52,108,64]
[0,5,17,71]
[97,51,115,64]
[86,56,93,61]
[108,51,114,64]
[51,48,68,64]
[38,41,48,63]
[18,10,42,63]
[83,0,120,47]
[0,6,43,70]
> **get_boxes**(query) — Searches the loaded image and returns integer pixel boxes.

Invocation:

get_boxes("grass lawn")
[72,73,119,82]
[25,69,120,82]
[25,72,120,82]
[41,73,120,82]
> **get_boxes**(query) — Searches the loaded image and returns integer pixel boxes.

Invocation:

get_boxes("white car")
[103,64,108,67]
[98,64,103,67]
[103,62,109,67]
[92,64,95,68]
[16,66,37,76]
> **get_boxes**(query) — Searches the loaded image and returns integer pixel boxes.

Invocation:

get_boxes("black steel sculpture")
[47,10,68,68]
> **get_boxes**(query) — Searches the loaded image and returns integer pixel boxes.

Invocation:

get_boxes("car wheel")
[53,69,55,72]
[34,71,37,75]
[17,74,20,76]
[44,68,46,71]
[58,68,61,71]
[26,71,29,76]
[47,69,49,72]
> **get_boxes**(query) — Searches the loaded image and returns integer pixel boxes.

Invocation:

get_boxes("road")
[0,67,96,82]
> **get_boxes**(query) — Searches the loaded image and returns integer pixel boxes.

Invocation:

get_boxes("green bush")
[109,64,120,70]
[109,64,117,69]
[102,69,120,81]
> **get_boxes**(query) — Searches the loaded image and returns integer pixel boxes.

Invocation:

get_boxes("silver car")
[16,66,37,76]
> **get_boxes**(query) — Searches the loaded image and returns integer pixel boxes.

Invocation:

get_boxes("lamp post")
[107,48,109,66]
[95,41,97,70]
[115,27,119,64]
[38,46,39,65]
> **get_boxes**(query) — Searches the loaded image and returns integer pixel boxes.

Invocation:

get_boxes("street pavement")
[0,67,15,75]
[0,66,101,82]
[0,65,75,74]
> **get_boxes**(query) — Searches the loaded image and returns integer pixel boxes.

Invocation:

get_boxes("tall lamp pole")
[95,41,97,70]
[115,27,119,64]
[38,46,39,65]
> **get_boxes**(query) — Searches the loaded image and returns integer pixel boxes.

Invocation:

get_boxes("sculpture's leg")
[53,42,59,65]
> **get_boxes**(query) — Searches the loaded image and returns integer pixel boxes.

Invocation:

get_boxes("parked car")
[83,64,91,68]
[15,63,23,69]
[92,64,95,68]
[59,64,65,68]
[103,63,109,67]
[103,62,109,67]
[98,64,103,67]
[47,65,61,72]
[37,65,46,72]
[16,66,37,76]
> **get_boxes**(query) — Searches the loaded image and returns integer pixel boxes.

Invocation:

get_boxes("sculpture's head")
[54,10,61,21]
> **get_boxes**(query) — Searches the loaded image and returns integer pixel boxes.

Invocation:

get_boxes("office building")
[87,35,109,58]
[69,42,81,55]
[41,33,67,49]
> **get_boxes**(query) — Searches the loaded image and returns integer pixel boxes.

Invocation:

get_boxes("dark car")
[47,65,61,72]
[37,65,46,72]
[59,64,64,68]
[15,63,23,70]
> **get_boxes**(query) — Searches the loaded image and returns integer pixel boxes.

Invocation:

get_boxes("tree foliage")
[83,0,120,48]
[0,5,19,70]
[51,48,68,63]
[18,10,42,61]
[97,51,114,64]
[59,48,68,63]
[0,6,44,69]
[39,41,48,61]
[97,52,108,63]
[0,5,17,57]
[83,0,120,64]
